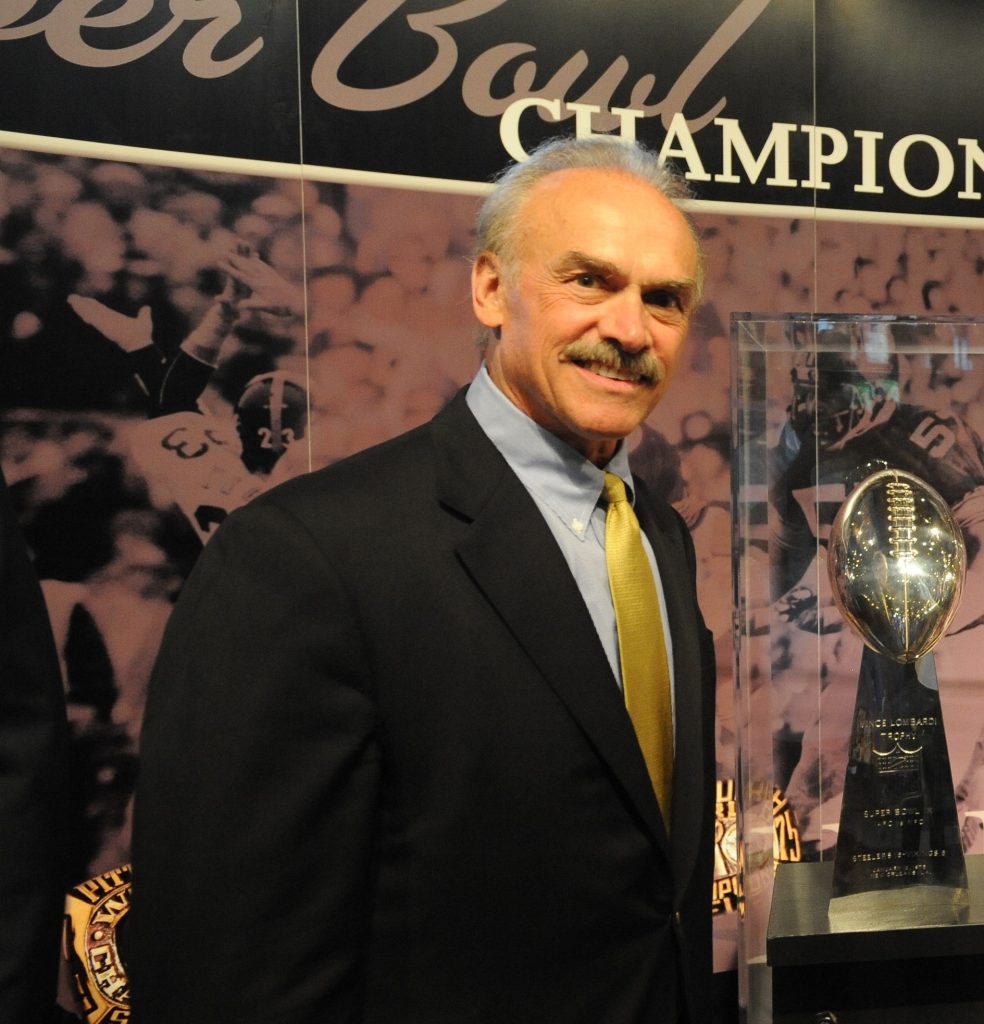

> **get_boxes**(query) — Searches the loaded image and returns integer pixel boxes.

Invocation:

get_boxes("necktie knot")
[603,472,629,508]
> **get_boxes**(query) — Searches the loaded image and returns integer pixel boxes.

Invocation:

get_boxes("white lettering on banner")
[889,134,954,198]
[658,112,712,180]
[801,125,849,190]
[501,103,984,206]
[959,139,984,200]
[854,130,886,194]
[0,0,262,76]
[715,118,798,186]
[499,99,644,161]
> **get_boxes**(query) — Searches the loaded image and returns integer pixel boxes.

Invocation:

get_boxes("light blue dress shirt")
[466,364,675,717]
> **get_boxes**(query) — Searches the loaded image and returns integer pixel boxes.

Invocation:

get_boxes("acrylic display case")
[731,313,984,1023]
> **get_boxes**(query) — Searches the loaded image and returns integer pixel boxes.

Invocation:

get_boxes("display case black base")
[765,856,984,1023]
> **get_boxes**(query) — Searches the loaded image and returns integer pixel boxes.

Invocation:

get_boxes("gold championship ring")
[63,864,131,1023]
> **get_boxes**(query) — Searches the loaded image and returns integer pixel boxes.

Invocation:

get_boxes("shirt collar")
[466,364,635,538]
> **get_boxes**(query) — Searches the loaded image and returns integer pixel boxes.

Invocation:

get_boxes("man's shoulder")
[210,389,509,551]
[265,420,436,510]
[241,393,483,526]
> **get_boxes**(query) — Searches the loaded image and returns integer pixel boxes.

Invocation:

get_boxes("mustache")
[561,339,664,385]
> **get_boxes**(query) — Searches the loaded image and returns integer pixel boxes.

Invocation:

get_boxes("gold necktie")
[603,472,673,823]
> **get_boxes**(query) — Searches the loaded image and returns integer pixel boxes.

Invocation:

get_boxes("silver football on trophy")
[827,468,965,662]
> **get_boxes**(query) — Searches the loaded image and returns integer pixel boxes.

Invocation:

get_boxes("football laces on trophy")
[827,468,966,663]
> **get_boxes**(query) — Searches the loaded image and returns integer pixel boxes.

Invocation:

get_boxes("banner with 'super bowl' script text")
[2,0,983,220]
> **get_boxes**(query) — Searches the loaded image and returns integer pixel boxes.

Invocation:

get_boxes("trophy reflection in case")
[733,314,984,1024]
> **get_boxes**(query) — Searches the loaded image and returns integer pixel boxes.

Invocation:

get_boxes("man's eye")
[575,273,600,288]
[645,289,682,310]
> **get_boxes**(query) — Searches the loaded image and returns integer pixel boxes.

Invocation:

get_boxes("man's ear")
[471,251,506,330]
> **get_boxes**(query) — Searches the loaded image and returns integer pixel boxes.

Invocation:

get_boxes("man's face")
[472,168,700,467]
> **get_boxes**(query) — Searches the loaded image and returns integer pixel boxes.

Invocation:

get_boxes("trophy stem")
[828,646,969,930]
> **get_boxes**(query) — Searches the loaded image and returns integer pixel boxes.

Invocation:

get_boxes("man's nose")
[598,291,648,351]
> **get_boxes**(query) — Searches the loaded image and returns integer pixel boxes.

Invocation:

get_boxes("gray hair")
[474,135,705,300]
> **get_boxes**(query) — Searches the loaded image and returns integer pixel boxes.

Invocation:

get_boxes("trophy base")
[827,881,970,931]
[766,859,984,1024]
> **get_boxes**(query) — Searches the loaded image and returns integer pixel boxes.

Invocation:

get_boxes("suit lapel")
[431,395,670,853]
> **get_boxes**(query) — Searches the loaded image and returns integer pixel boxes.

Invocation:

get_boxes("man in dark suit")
[0,467,71,1023]
[129,135,716,1023]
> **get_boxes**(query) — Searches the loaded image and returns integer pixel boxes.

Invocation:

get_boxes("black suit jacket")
[130,392,716,1024]
[0,469,71,1023]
